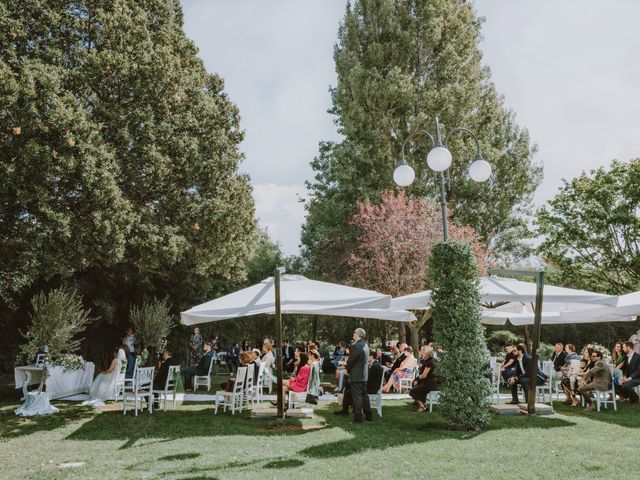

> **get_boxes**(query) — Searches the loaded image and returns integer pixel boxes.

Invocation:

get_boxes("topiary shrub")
[129,297,174,364]
[430,240,490,431]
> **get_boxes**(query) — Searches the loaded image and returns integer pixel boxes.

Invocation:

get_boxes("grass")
[1,395,640,480]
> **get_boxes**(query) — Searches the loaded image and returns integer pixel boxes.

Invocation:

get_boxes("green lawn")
[1,397,639,480]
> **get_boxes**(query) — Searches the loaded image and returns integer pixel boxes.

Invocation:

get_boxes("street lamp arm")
[445,127,483,159]
[400,130,436,162]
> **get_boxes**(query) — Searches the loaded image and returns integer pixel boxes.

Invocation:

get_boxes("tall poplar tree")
[0,0,255,362]
[302,0,542,278]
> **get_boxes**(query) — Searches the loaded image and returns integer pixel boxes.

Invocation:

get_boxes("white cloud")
[252,184,309,255]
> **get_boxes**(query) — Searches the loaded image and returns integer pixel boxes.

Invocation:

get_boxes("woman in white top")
[83,348,127,406]
[261,339,275,379]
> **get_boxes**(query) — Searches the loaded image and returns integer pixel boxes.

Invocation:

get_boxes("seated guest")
[282,340,295,373]
[384,343,407,382]
[184,342,213,391]
[153,346,180,404]
[577,352,610,409]
[335,346,350,392]
[559,344,580,378]
[561,357,587,405]
[551,343,567,372]
[250,349,262,383]
[307,350,322,397]
[226,342,241,374]
[261,339,275,379]
[241,339,250,352]
[382,346,417,393]
[508,344,546,404]
[615,341,640,404]
[291,346,302,377]
[409,345,438,413]
[335,350,383,416]
[332,341,347,369]
[501,344,517,384]
[612,342,625,370]
[581,347,595,369]
[272,352,310,407]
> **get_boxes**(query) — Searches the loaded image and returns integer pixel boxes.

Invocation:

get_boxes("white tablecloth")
[14,362,95,400]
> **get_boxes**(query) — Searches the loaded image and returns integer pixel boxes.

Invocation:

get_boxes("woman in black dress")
[409,345,438,413]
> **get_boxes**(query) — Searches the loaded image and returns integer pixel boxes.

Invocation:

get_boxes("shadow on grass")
[66,406,308,449]
[0,402,95,440]
[264,459,305,469]
[299,404,576,459]
[552,401,640,428]
[159,453,201,461]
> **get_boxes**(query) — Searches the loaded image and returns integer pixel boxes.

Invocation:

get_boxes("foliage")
[17,286,94,365]
[486,330,522,355]
[345,190,488,350]
[302,0,542,279]
[0,0,256,368]
[430,240,490,430]
[584,343,612,363]
[536,159,640,294]
[129,297,174,354]
[536,342,555,362]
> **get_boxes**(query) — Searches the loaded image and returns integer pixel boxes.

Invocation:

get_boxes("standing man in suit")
[508,344,546,404]
[615,341,640,403]
[335,350,384,417]
[226,342,241,375]
[346,328,372,423]
[184,342,213,391]
[551,343,567,372]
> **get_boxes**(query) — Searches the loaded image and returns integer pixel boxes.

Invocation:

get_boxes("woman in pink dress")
[382,346,418,393]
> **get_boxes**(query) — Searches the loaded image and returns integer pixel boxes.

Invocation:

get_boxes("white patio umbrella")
[180,273,415,417]
[181,274,412,325]
[560,291,640,323]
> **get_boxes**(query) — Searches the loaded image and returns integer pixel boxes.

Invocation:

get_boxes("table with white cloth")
[14,362,95,400]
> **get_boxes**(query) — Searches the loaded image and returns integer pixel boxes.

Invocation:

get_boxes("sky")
[182,0,640,255]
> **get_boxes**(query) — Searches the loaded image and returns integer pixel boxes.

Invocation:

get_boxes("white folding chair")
[398,369,416,394]
[247,362,265,405]
[367,371,386,417]
[152,365,180,412]
[114,356,128,401]
[123,366,155,416]
[120,356,140,399]
[262,367,273,393]
[244,363,255,408]
[591,365,617,412]
[428,390,440,412]
[214,366,247,415]
[217,351,229,375]
[288,383,310,410]
[35,354,45,366]
[536,362,555,404]
[489,363,501,404]
[193,355,214,391]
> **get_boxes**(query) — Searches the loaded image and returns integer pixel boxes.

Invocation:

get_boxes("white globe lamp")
[426,146,452,172]
[393,163,415,187]
[468,158,492,182]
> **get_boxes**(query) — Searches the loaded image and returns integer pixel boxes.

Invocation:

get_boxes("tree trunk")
[407,323,419,354]
[397,323,406,344]
[311,316,318,343]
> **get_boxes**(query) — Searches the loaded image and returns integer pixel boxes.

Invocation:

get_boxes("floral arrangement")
[50,353,85,371]
[584,343,611,363]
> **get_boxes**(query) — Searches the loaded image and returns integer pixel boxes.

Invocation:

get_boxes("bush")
[17,286,94,365]
[536,342,555,361]
[129,297,174,362]
[430,240,491,431]
[486,330,522,354]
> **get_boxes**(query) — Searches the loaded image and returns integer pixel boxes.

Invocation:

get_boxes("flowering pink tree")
[346,191,488,348]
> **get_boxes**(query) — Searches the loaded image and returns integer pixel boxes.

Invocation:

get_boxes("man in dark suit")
[508,343,546,404]
[335,351,384,416]
[282,340,295,373]
[153,346,181,404]
[384,344,407,382]
[184,342,213,391]
[346,327,372,423]
[615,341,640,403]
[226,342,241,374]
[551,343,567,372]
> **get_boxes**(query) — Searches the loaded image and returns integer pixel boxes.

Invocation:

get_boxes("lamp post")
[393,117,491,240]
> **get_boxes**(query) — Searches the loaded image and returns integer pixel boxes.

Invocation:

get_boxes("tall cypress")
[302,0,542,278]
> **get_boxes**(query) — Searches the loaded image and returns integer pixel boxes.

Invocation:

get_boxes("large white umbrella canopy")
[560,291,640,324]
[390,276,623,326]
[180,274,413,325]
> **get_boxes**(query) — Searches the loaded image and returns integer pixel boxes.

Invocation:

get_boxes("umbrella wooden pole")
[274,267,285,418]
[527,271,545,415]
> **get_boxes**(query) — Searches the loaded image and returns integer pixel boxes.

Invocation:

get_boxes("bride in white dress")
[83,348,127,406]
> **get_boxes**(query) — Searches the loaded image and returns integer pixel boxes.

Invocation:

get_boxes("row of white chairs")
[118,358,181,416]
[214,362,266,415]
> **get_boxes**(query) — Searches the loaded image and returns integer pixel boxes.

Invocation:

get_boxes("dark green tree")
[430,240,490,430]
[0,0,255,368]
[302,0,541,278]
[537,159,640,295]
